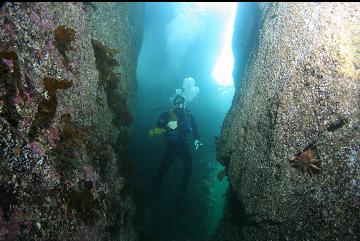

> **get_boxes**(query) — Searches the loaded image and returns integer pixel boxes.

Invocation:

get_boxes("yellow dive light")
[148,127,167,138]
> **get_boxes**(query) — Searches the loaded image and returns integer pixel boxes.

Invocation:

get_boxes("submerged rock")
[214,2,360,241]
[0,2,144,240]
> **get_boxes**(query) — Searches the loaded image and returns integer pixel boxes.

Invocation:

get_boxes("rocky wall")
[213,2,359,241]
[0,2,144,241]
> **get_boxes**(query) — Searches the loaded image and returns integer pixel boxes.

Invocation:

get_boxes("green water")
[208,163,229,239]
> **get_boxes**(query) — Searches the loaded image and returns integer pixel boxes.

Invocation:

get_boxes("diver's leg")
[172,144,192,212]
[151,143,175,194]
[179,144,193,194]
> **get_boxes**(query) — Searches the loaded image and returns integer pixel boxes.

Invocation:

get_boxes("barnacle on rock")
[288,146,321,176]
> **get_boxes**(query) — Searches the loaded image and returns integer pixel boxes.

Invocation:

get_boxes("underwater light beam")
[211,2,236,87]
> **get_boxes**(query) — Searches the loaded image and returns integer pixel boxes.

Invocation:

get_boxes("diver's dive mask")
[173,95,185,108]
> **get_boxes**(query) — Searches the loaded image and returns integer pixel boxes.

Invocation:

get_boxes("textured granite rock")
[214,2,359,241]
[0,2,144,240]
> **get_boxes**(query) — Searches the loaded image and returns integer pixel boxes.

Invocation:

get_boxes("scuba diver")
[150,94,201,209]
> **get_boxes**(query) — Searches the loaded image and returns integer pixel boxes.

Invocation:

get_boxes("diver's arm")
[190,114,200,140]
[157,111,170,129]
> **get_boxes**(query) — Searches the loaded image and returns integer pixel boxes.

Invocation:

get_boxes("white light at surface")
[195,2,235,15]
[211,2,237,87]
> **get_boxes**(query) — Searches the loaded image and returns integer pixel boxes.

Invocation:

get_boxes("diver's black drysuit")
[151,106,200,195]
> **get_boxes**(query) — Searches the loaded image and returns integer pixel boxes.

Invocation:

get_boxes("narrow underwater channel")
[2,2,358,241]
[128,3,245,241]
